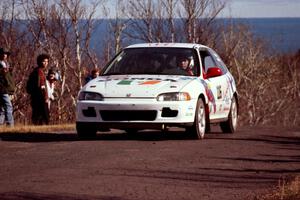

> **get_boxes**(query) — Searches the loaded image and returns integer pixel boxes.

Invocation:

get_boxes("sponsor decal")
[187,105,194,110]
[117,80,132,85]
[219,104,222,112]
[148,43,175,47]
[226,74,234,93]
[201,80,216,113]
[98,77,178,84]
[185,105,194,116]
[139,80,161,85]
[217,85,222,99]
[209,104,213,114]
[222,74,235,104]
[130,77,147,80]
[223,107,230,112]
[179,77,196,80]
[185,113,193,116]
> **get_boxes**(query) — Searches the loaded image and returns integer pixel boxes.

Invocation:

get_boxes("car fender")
[180,78,209,104]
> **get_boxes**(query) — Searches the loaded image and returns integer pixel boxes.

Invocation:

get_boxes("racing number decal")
[217,85,222,99]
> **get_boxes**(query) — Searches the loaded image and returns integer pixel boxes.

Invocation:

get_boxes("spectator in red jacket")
[26,54,50,125]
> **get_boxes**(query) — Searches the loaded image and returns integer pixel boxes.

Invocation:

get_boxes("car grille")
[82,107,97,117]
[100,110,157,121]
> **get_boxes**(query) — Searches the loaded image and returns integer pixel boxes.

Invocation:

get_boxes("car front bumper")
[76,98,197,127]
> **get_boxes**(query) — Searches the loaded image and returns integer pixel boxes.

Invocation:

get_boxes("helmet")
[177,53,194,69]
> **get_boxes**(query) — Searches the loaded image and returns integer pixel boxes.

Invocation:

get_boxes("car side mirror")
[206,67,222,78]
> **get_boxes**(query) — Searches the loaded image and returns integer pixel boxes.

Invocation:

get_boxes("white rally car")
[76,43,238,139]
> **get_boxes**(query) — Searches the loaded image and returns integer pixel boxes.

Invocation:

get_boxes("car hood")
[83,75,196,98]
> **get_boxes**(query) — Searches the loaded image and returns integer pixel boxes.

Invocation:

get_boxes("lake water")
[92,18,300,54]
[230,18,300,53]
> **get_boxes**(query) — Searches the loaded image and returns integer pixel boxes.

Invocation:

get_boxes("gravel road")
[1,126,299,200]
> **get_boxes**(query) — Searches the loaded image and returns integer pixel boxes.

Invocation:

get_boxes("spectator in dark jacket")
[0,48,15,127]
[26,54,50,125]
[85,68,100,84]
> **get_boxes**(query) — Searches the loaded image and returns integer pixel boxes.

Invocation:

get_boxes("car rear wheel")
[220,96,238,133]
[189,98,206,139]
[76,122,97,139]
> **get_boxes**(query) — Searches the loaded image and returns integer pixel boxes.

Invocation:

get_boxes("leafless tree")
[17,0,104,123]
[220,25,267,125]
[124,0,226,44]
[217,23,300,126]
[105,0,128,57]
[178,0,225,43]
[161,0,178,42]
[276,53,300,126]
[0,0,35,123]
[0,0,298,127]
[125,0,155,42]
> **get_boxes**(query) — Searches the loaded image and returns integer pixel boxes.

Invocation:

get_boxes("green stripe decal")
[117,80,132,85]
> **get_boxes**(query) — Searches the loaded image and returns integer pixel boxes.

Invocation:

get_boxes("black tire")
[76,122,97,139]
[220,96,238,133]
[124,128,139,135]
[190,98,206,139]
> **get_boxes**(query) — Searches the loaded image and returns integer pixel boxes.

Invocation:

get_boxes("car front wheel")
[189,98,206,139]
[76,122,97,139]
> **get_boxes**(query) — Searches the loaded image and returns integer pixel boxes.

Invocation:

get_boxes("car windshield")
[102,47,199,76]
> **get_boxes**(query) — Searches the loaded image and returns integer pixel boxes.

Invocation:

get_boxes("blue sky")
[221,0,300,18]
[99,0,300,18]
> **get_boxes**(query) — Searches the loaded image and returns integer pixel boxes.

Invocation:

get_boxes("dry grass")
[0,124,75,133]
[257,176,300,200]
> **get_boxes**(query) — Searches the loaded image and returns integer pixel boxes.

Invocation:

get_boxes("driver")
[177,55,194,75]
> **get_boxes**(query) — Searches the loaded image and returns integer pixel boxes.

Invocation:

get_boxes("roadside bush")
[217,24,299,127]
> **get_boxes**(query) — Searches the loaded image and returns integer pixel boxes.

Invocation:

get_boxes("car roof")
[125,43,209,49]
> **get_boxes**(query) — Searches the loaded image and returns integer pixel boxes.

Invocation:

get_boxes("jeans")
[0,94,14,126]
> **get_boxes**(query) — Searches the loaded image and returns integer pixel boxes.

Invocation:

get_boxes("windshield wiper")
[103,72,123,75]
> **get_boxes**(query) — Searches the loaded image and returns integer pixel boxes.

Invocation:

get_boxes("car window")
[200,50,217,73]
[209,49,228,74]
[102,48,200,76]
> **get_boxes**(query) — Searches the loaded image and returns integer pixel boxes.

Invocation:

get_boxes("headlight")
[78,92,103,101]
[157,92,191,101]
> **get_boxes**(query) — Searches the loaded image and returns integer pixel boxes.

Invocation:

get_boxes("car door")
[200,49,228,121]
[209,49,236,119]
